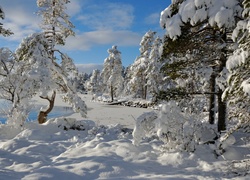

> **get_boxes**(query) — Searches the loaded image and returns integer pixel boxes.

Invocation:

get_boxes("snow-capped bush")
[156,102,204,152]
[47,117,95,131]
[133,101,217,152]
[132,111,158,146]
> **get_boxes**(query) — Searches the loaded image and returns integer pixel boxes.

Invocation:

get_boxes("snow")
[160,0,242,39]
[0,94,249,179]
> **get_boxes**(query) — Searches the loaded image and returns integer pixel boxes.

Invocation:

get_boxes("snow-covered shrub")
[133,101,217,152]
[132,111,158,146]
[48,117,95,131]
[155,102,204,152]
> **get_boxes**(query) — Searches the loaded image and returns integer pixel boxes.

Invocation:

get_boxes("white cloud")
[0,0,40,42]
[64,30,142,51]
[144,12,160,25]
[76,63,103,74]
[66,0,82,16]
[77,2,134,30]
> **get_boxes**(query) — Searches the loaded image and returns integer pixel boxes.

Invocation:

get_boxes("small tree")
[86,69,102,96]
[15,32,87,124]
[145,36,164,102]
[101,45,124,102]
[20,0,84,124]
[127,31,156,99]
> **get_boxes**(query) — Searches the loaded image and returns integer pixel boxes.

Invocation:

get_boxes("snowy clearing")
[0,95,249,179]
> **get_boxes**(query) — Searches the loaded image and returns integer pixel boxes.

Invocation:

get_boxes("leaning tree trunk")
[38,90,56,124]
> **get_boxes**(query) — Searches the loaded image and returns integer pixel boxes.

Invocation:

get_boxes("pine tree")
[127,30,156,99]
[101,45,124,102]
[87,69,102,96]
[224,0,250,132]
[7,0,86,125]
[160,0,242,132]
[15,32,87,125]
[145,36,164,102]
[0,6,13,36]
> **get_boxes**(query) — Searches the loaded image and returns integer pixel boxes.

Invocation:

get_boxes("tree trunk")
[209,72,216,124]
[110,85,114,102]
[38,90,56,124]
[143,84,147,100]
[217,38,227,132]
[217,89,226,132]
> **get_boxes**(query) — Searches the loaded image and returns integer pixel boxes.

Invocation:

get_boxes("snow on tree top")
[160,0,242,40]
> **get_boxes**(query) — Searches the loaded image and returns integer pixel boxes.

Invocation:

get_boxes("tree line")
[87,0,250,135]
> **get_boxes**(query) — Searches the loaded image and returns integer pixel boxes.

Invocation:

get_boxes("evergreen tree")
[0,6,13,36]
[127,30,156,99]
[15,33,87,125]
[101,45,124,102]
[145,36,164,102]
[7,0,86,124]
[87,69,102,96]
[160,0,242,132]
[224,0,250,132]
[34,0,79,123]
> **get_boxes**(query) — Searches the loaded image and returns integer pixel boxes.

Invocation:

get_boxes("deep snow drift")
[0,95,249,179]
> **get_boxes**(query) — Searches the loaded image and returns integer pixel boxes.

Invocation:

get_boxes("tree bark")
[38,90,56,124]
[143,84,147,100]
[110,85,114,102]
[209,71,216,124]
[217,38,227,132]
[217,89,226,132]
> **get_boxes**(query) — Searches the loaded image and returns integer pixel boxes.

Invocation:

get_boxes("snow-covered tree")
[0,48,16,102]
[127,31,156,99]
[101,45,124,102]
[0,47,38,126]
[0,6,13,36]
[15,33,87,124]
[73,73,89,93]
[86,69,102,96]
[224,0,250,133]
[7,0,86,125]
[24,0,84,124]
[37,0,75,47]
[160,0,242,132]
[145,36,164,102]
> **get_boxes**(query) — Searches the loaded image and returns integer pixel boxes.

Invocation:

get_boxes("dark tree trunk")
[209,72,216,124]
[143,84,147,100]
[217,89,226,132]
[38,90,56,124]
[110,85,114,102]
[217,39,227,132]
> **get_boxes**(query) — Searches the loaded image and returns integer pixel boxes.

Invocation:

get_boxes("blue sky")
[0,0,171,70]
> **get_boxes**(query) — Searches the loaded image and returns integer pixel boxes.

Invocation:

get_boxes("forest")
[0,0,249,179]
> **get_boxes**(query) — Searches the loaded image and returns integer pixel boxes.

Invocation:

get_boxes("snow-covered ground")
[0,94,249,179]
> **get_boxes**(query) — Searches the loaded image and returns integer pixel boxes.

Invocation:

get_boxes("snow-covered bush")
[132,111,158,146]
[156,102,204,152]
[47,117,95,131]
[133,101,218,152]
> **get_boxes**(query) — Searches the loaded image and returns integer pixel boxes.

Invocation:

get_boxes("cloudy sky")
[0,0,170,69]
